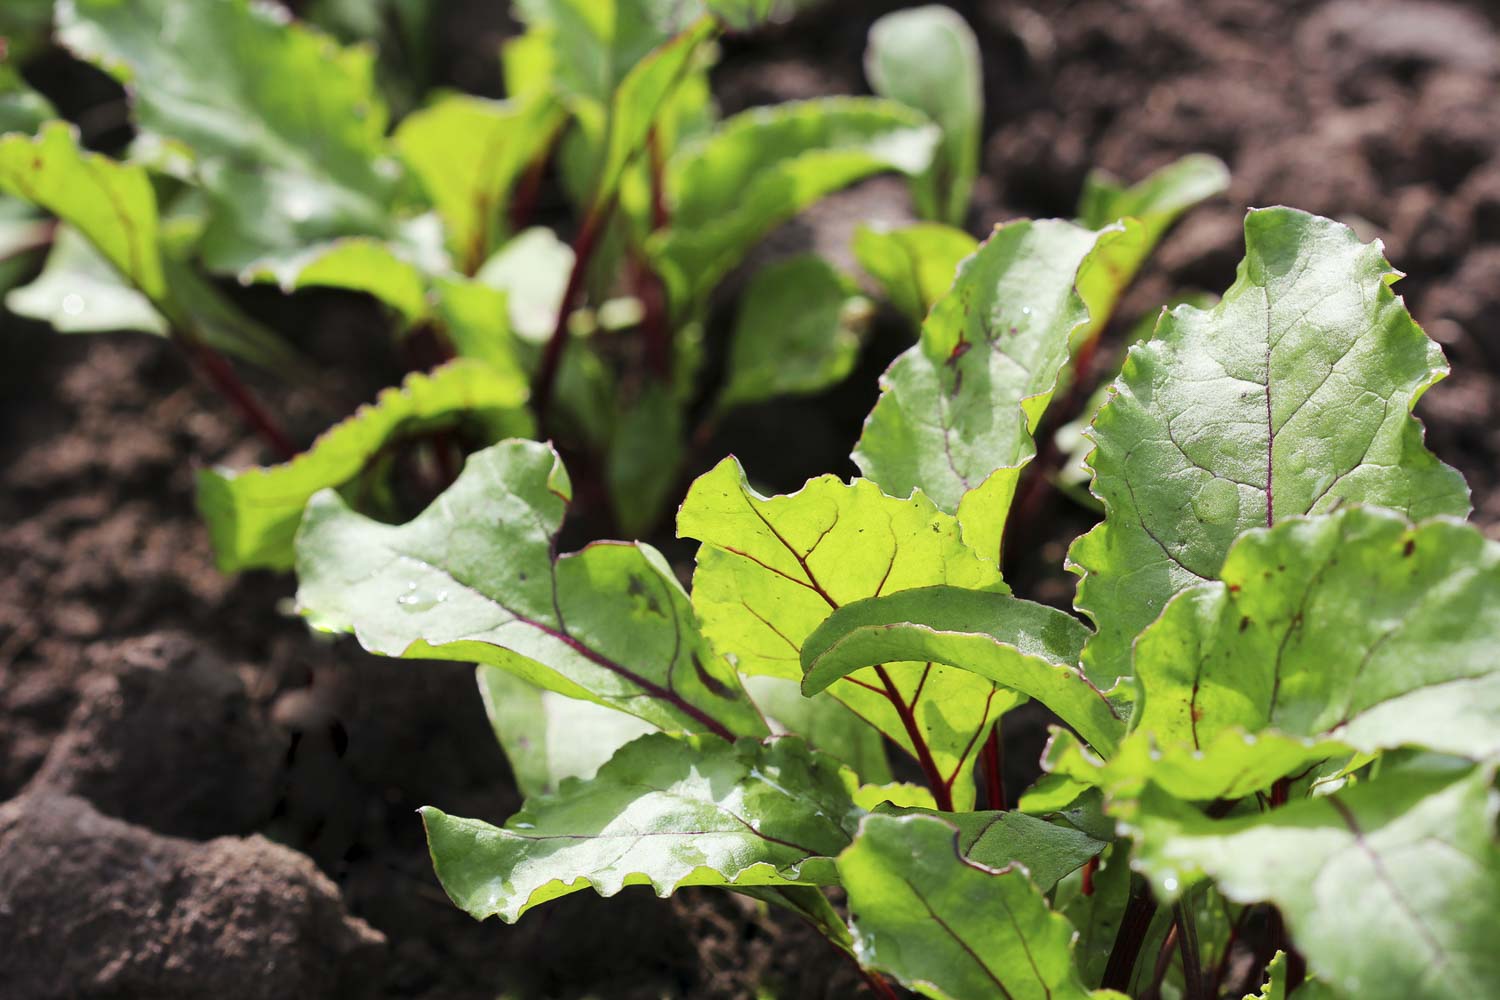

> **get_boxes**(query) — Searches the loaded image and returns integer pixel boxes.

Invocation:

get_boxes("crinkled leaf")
[477,666,653,798]
[864,5,981,225]
[1070,208,1469,686]
[0,122,164,298]
[802,586,1125,756]
[1137,507,1500,760]
[7,224,166,334]
[652,97,939,309]
[1122,761,1500,1000]
[394,93,563,271]
[743,675,891,785]
[297,439,766,739]
[718,254,869,411]
[679,457,1015,808]
[853,219,1106,562]
[852,221,977,326]
[838,813,1109,1000]
[877,806,1107,893]
[1072,155,1228,347]
[422,733,857,922]
[59,0,399,273]
[200,359,532,572]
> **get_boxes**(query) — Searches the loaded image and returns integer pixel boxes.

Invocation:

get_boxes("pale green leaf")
[864,5,982,225]
[1072,154,1229,347]
[678,457,1015,808]
[838,813,1105,1000]
[652,97,939,308]
[852,221,977,325]
[199,360,532,573]
[429,274,526,378]
[59,0,399,273]
[6,225,166,334]
[853,219,1107,562]
[801,586,1125,756]
[475,226,575,344]
[394,93,564,271]
[296,439,767,739]
[1070,208,1469,686]
[0,63,56,133]
[1122,761,1500,1000]
[718,254,869,411]
[477,666,654,798]
[0,122,165,299]
[422,733,858,922]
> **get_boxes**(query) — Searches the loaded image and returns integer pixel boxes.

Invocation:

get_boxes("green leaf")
[743,675,891,785]
[1071,155,1229,347]
[0,0,54,62]
[838,813,1106,1000]
[6,224,166,334]
[703,0,775,30]
[801,586,1125,756]
[606,380,683,537]
[877,807,1107,893]
[1070,208,1470,687]
[678,457,1015,808]
[1122,761,1500,1000]
[0,64,56,134]
[296,439,767,739]
[717,254,869,412]
[1065,506,1500,801]
[476,666,653,798]
[247,237,430,322]
[0,122,165,299]
[852,221,977,326]
[394,93,563,271]
[59,0,399,273]
[422,733,858,922]
[652,97,939,309]
[864,5,981,225]
[198,360,532,573]
[853,218,1105,562]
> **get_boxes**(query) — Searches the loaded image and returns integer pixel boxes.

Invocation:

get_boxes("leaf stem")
[1175,901,1206,1000]
[533,195,615,429]
[982,720,1005,810]
[873,664,952,812]
[176,329,296,461]
[1101,876,1157,993]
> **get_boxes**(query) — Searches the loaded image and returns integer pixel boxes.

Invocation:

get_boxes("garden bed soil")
[2,1,1498,997]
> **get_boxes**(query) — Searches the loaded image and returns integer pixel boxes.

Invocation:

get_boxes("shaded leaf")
[477,666,654,798]
[852,221,977,325]
[247,237,430,322]
[877,806,1107,893]
[718,254,869,411]
[1070,208,1469,686]
[0,63,56,133]
[200,359,532,572]
[606,380,683,537]
[423,733,857,922]
[838,813,1110,1000]
[801,586,1125,756]
[864,5,982,225]
[296,439,767,739]
[743,675,891,785]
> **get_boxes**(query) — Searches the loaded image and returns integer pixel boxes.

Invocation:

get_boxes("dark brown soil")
[3,1,1498,998]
